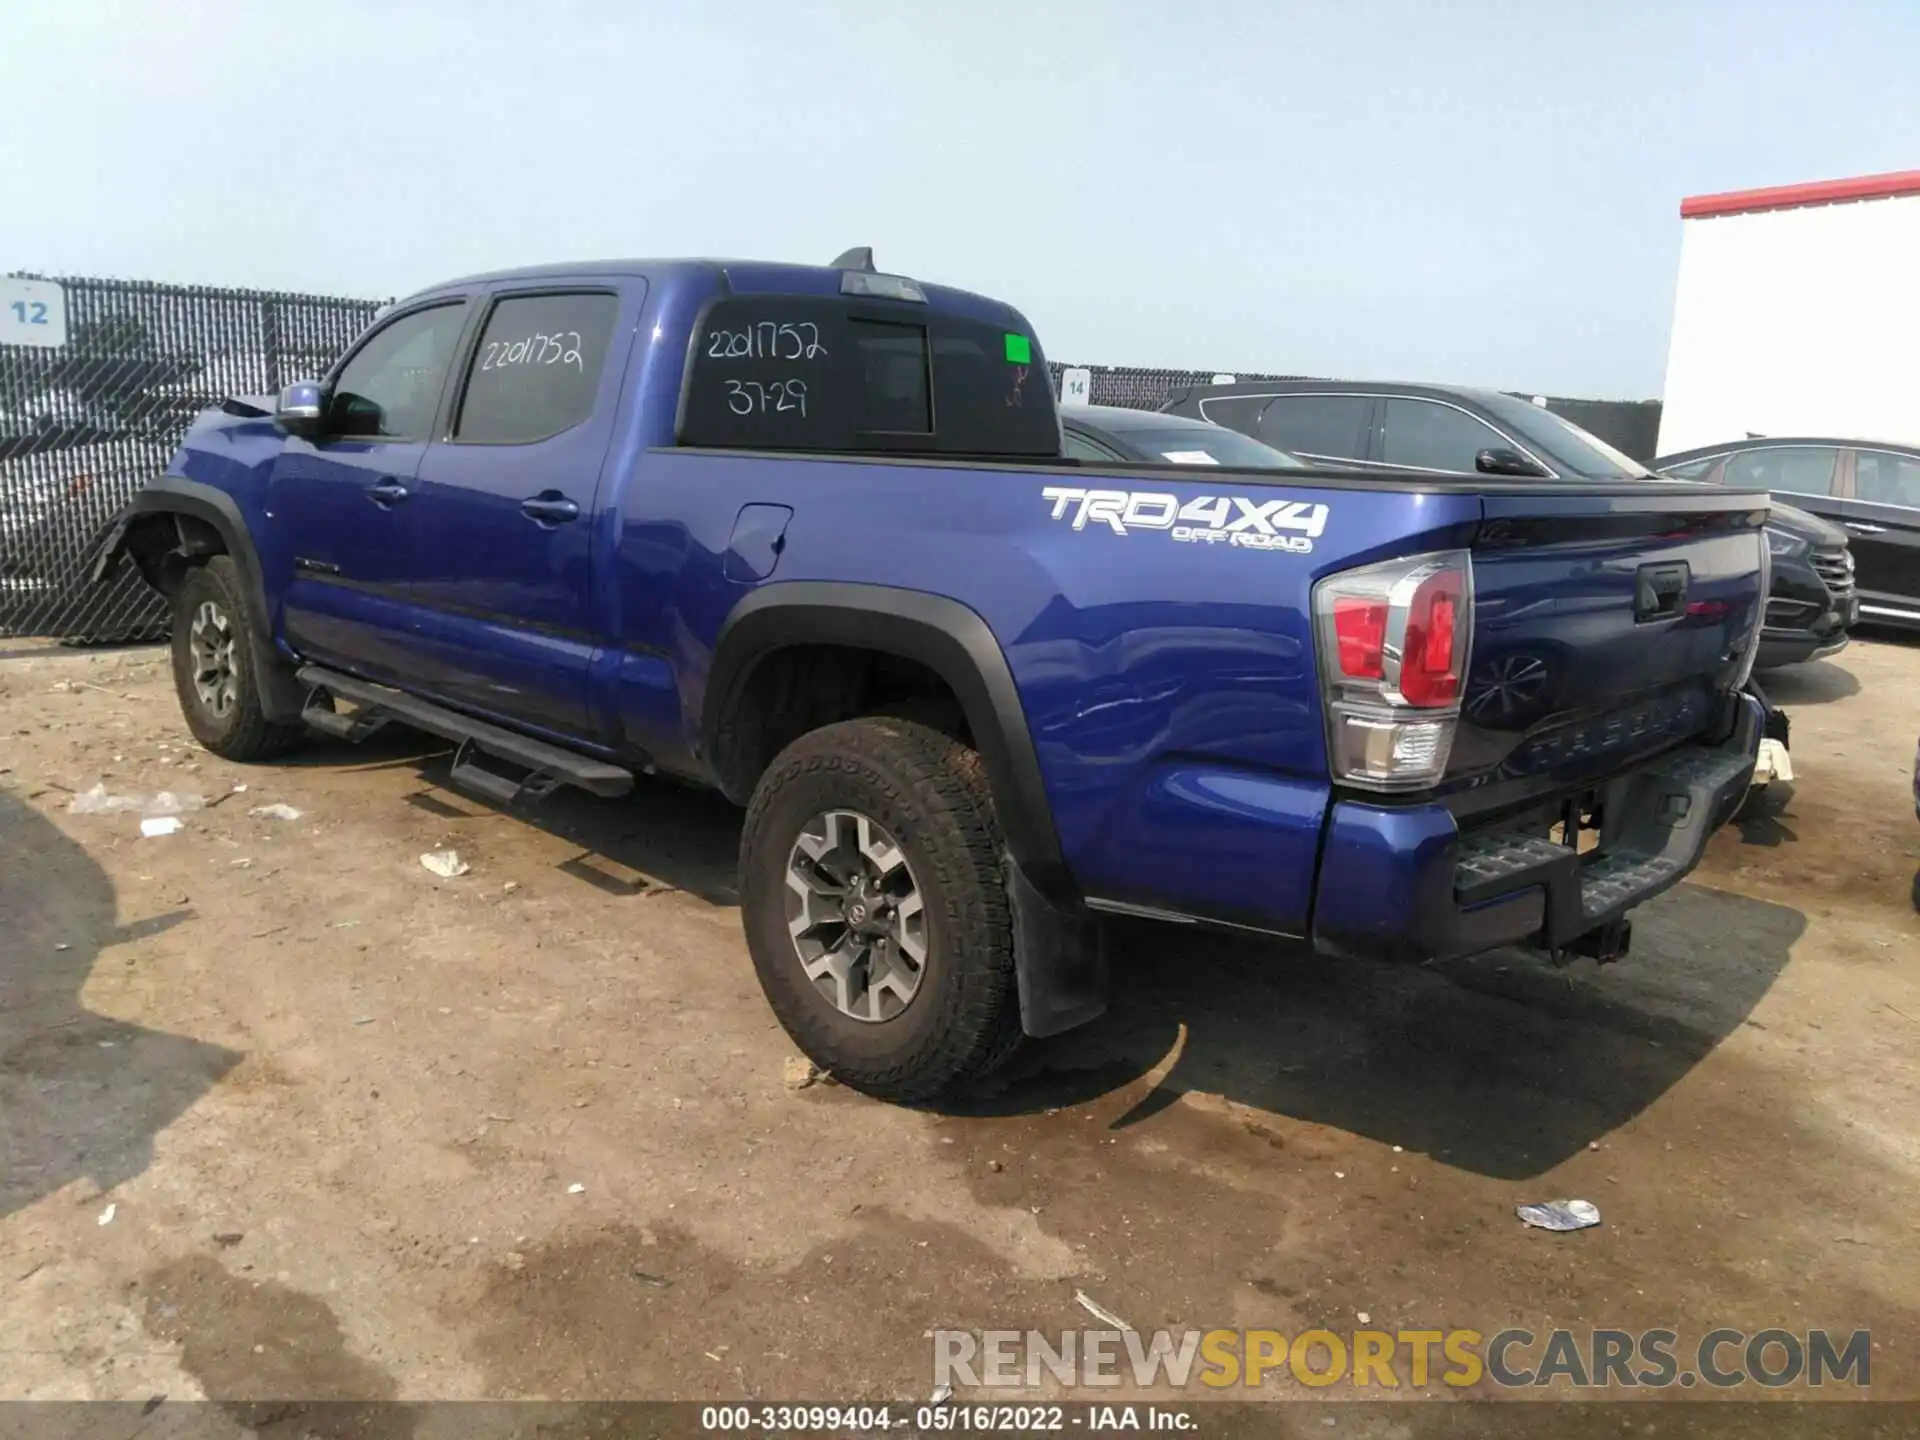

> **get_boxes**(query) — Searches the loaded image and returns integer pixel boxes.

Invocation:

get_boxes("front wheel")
[738,717,1023,1102]
[168,556,305,762]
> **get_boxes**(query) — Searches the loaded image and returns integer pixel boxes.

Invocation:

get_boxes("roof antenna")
[830,246,875,272]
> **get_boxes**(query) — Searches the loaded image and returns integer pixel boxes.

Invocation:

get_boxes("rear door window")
[1380,398,1507,473]
[1724,447,1839,496]
[1853,451,1920,509]
[1253,395,1370,462]
[453,292,620,445]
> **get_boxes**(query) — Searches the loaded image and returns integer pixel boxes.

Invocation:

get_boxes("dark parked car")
[1160,379,1656,482]
[1653,438,1920,634]
[1060,403,1306,467]
[1165,380,1858,670]
[1733,499,1855,669]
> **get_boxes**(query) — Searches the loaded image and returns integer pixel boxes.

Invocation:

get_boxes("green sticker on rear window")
[1004,333,1031,364]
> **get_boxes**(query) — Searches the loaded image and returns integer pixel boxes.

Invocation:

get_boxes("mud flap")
[1004,854,1108,1038]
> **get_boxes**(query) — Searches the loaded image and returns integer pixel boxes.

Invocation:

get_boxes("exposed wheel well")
[123,511,228,599]
[710,644,971,802]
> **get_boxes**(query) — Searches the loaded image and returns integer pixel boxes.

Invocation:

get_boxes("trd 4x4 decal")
[1041,486,1329,554]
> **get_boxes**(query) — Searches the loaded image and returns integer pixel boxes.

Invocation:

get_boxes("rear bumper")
[1756,627,1848,669]
[1755,551,1854,669]
[1311,693,1763,964]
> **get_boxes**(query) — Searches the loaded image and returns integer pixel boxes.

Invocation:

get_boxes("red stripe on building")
[1680,169,1920,219]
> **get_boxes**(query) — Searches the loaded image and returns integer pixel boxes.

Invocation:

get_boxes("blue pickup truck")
[95,250,1773,1100]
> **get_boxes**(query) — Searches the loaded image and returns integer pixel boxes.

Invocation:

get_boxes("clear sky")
[4,0,1917,399]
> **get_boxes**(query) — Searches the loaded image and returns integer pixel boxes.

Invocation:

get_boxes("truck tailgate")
[1449,482,1770,810]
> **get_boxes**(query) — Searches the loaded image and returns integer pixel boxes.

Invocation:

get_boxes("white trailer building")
[1655,169,1920,458]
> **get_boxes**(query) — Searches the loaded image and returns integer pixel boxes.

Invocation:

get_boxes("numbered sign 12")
[1,278,69,349]
[1059,368,1092,407]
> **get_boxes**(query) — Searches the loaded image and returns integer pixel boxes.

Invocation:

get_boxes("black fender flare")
[93,475,306,723]
[706,581,1105,1038]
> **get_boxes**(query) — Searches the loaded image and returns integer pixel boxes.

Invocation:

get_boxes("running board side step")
[295,665,635,804]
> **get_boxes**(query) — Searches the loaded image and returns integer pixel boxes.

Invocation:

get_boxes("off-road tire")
[169,557,305,762]
[740,716,1023,1102]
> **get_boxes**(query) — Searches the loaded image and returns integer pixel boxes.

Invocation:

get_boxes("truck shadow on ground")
[960,883,1806,1182]
[1757,661,1860,705]
[1734,782,1800,847]
[0,788,240,1219]
[283,729,747,907]
[277,731,1808,1184]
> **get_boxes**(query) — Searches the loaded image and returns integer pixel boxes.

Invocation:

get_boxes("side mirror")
[1476,446,1548,478]
[275,380,327,440]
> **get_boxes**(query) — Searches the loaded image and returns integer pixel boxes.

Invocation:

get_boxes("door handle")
[521,493,580,525]
[368,479,410,507]
[1844,522,1886,534]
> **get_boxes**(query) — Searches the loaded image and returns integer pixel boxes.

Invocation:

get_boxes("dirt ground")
[3,636,1918,1420]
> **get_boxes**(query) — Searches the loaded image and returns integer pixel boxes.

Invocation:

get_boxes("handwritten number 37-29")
[726,379,807,418]
[8,301,50,325]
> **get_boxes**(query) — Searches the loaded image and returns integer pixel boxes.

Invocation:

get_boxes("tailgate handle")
[1634,561,1690,622]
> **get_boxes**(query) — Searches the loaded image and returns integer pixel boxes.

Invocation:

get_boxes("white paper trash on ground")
[1516,1199,1601,1232]
[140,817,183,838]
[421,850,472,878]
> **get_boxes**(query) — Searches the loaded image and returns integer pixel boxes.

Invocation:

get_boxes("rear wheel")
[739,716,1023,1101]
[168,557,305,762]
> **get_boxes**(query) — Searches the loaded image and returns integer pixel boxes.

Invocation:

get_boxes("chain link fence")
[2,273,1661,647]
[1,275,383,645]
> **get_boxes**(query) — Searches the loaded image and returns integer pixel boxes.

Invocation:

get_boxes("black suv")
[1653,438,1920,637]
[1165,380,1859,670]
[1160,379,1653,482]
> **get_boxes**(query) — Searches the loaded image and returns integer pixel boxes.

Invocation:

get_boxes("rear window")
[1192,396,1269,434]
[676,294,1060,458]
[1659,457,1717,480]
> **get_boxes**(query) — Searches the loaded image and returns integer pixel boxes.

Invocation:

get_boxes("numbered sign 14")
[1059,368,1092,407]
[1,278,68,349]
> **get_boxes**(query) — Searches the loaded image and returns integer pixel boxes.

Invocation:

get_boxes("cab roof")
[403,257,1029,330]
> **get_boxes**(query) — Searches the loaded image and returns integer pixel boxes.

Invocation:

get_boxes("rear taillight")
[1311,550,1474,791]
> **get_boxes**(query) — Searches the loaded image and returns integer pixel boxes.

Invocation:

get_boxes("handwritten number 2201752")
[481,331,584,374]
[726,379,807,418]
[706,323,827,362]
